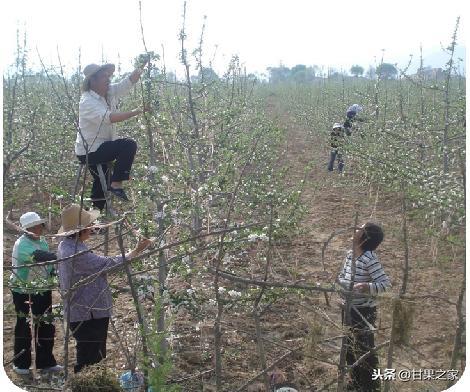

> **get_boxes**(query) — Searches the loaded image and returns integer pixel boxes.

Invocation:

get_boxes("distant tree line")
[266,64,320,83]
[265,63,400,83]
[165,62,412,85]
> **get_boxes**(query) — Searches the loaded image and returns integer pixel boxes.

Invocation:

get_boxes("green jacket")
[10,234,55,294]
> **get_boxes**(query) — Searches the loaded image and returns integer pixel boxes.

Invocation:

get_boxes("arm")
[365,255,391,294]
[129,67,145,84]
[32,249,57,276]
[109,66,145,99]
[109,109,142,123]
[74,238,152,275]
[337,258,351,290]
[73,251,124,276]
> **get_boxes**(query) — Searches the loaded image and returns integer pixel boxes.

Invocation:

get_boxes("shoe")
[41,365,63,373]
[108,187,129,202]
[13,366,30,375]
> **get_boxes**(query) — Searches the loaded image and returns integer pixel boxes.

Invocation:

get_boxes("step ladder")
[72,162,115,255]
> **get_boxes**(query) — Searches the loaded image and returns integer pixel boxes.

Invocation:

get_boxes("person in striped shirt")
[337,222,391,392]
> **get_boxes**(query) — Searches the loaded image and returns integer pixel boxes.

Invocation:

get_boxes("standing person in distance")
[56,204,151,372]
[9,212,62,375]
[337,222,391,392]
[77,57,149,209]
[343,104,363,136]
[327,122,347,173]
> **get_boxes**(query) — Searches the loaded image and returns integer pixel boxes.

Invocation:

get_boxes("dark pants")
[12,291,57,370]
[77,138,137,210]
[69,317,110,373]
[328,149,344,172]
[343,306,380,392]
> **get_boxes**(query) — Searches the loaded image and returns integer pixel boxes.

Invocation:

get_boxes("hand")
[138,54,150,69]
[142,104,151,114]
[134,105,150,116]
[134,238,152,254]
[353,283,369,293]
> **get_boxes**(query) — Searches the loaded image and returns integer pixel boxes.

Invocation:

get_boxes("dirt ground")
[2,112,465,391]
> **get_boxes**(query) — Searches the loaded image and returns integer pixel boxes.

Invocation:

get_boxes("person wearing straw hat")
[56,204,151,372]
[9,212,62,375]
[76,57,149,209]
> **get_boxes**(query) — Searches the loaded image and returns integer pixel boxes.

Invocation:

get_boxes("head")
[66,227,96,242]
[332,123,343,131]
[346,104,363,119]
[82,63,115,96]
[27,223,46,237]
[354,222,384,252]
[20,211,47,238]
[58,204,101,240]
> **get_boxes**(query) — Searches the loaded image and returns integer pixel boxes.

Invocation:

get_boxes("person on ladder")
[76,58,148,210]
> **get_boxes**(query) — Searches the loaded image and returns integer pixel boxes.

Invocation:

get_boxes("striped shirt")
[337,250,391,307]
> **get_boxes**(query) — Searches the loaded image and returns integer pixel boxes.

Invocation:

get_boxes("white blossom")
[228,290,242,298]
[258,233,269,242]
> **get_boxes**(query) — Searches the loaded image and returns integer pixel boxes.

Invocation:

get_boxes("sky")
[0,0,467,77]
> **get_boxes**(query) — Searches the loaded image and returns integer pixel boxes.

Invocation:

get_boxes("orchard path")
[251,101,465,391]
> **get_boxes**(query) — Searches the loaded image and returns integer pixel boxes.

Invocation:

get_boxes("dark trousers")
[69,317,110,373]
[328,149,344,172]
[77,138,137,210]
[343,306,380,392]
[12,291,57,370]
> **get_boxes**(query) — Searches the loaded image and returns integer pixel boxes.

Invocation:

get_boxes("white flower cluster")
[228,290,242,298]
[247,233,269,242]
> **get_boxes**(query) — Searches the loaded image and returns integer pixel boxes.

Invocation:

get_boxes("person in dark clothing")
[57,204,151,372]
[344,104,364,137]
[10,212,62,375]
[337,222,391,392]
[327,123,347,172]
[77,59,148,209]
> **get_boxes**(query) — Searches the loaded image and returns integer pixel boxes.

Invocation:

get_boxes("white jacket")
[76,76,134,155]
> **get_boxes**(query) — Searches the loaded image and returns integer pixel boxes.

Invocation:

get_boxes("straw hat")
[19,212,48,229]
[57,204,101,236]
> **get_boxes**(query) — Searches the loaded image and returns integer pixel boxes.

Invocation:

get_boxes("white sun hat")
[347,104,363,114]
[19,212,47,229]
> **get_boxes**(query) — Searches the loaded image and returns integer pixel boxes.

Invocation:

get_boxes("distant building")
[413,67,445,80]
